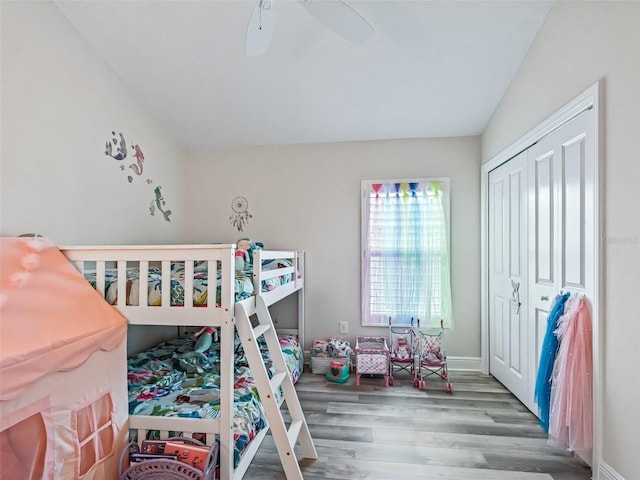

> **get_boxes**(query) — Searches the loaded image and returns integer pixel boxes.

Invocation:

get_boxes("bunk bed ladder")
[235,296,317,479]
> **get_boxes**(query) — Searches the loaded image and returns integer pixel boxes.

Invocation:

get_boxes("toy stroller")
[414,319,452,394]
[388,318,418,386]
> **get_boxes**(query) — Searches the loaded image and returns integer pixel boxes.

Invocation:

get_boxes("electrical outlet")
[339,321,348,334]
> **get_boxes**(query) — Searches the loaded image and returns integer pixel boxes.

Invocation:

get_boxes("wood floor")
[244,370,592,480]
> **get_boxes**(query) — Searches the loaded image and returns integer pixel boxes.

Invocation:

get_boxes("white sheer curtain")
[363,180,453,328]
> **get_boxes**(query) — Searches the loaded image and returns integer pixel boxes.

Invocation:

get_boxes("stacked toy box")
[309,337,352,374]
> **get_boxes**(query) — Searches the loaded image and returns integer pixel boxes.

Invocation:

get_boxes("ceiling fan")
[246,0,374,56]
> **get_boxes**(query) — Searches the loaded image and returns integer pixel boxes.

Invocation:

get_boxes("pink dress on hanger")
[548,296,593,466]
[548,295,577,447]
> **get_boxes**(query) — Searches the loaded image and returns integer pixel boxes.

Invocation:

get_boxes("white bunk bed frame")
[60,244,314,480]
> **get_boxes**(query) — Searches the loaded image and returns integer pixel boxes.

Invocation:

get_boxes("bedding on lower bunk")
[127,331,302,467]
[84,258,296,306]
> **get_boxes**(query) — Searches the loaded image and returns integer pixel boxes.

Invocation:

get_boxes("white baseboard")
[446,356,482,371]
[599,462,625,480]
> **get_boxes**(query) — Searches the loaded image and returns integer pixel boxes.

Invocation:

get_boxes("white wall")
[184,137,481,357]
[1,0,187,352]
[481,2,640,477]
[0,1,185,246]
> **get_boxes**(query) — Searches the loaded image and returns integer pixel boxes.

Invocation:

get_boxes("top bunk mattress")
[0,237,127,400]
[82,257,298,307]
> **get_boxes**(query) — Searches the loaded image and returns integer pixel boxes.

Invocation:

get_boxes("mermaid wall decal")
[129,144,145,176]
[104,130,174,222]
[104,131,127,161]
[149,186,172,222]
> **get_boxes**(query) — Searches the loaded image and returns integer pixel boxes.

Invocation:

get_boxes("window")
[73,392,114,477]
[1,406,50,480]
[361,179,453,328]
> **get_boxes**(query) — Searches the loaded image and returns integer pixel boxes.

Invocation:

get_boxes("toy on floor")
[388,318,418,385]
[326,361,350,383]
[414,320,452,394]
[355,336,390,387]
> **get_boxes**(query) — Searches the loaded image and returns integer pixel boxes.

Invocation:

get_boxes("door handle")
[511,279,521,314]
[541,295,549,301]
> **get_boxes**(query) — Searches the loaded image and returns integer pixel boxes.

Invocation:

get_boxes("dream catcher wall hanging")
[230,196,252,231]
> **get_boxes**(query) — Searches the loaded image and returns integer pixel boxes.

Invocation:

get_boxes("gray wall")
[184,137,481,357]
[482,2,640,477]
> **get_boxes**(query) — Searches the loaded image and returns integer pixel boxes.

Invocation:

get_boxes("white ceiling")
[54,0,553,149]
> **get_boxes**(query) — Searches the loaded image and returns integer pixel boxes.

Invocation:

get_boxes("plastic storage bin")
[119,437,218,480]
[310,356,351,375]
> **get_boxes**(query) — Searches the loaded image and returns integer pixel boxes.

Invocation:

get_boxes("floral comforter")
[84,259,296,306]
[127,332,302,467]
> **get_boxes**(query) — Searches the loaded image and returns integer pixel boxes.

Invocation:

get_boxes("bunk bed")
[60,244,314,480]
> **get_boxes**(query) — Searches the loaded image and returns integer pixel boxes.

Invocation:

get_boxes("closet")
[486,98,598,415]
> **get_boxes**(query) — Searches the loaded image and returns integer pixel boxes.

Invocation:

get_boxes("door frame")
[480,81,602,472]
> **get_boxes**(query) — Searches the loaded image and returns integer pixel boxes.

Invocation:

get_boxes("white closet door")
[527,109,595,412]
[488,151,529,406]
[489,108,595,415]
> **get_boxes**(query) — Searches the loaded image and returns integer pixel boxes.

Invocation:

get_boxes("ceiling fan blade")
[246,0,277,57]
[298,0,374,43]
